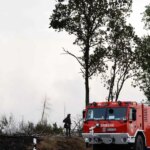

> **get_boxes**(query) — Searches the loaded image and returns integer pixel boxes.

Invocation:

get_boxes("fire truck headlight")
[85,138,89,143]
[85,137,92,143]
[121,137,127,143]
[94,137,98,142]
[93,137,102,143]
[127,137,135,143]
[96,123,100,127]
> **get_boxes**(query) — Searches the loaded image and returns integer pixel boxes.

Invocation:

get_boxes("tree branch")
[62,48,85,69]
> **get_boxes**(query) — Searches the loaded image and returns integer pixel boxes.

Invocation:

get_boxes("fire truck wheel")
[135,135,144,150]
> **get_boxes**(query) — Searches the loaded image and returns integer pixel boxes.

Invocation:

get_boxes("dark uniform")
[63,114,71,136]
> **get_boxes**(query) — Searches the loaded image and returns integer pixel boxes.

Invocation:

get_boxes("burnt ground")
[37,136,92,150]
[0,135,37,150]
[0,135,90,150]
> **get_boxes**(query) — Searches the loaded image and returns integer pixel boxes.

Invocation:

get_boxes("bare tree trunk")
[115,66,128,101]
[85,72,89,106]
[41,96,50,124]
[108,59,117,102]
[85,43,90,106]
[41,99,46,124]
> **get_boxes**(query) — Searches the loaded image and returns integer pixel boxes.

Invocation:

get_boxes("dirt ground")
[37,136,92,150]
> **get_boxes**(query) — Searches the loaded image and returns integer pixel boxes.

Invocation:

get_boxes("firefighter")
[63,114,71,137]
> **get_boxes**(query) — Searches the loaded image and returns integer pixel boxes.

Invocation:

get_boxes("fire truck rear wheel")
[135,135,145,150]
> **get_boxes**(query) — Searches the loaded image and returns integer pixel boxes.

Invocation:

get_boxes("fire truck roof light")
[93,102,97,106]
[118,101,122,106]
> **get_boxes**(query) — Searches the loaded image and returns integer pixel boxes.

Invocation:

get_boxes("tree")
[106,25,136,101]
[105,8,136,101]
[71,114,83,136]
[134,4,150,101]
[52,122,63,134]
[41,95,51,124]
[0,114,17,135]
[135,36,150,101]
[142,4,150,30]
[50,0,132,105]
[19,121,34,135]
[87,0,134,101]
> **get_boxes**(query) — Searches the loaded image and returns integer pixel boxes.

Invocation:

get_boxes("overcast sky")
[0,0,149,126]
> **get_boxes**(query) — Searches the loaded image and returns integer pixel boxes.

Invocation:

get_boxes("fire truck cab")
[82,101,150,150]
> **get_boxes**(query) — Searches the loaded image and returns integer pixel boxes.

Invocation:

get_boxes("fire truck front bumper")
[82,133,135,145]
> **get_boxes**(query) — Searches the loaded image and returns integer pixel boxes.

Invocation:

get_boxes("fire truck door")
[129,108,137,135]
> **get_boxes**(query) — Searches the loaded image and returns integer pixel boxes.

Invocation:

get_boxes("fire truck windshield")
[86,107,127,121]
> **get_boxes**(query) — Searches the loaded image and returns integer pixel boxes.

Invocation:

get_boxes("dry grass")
[37,136,92,150]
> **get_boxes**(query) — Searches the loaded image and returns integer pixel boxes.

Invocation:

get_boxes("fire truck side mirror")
[129,108,136,122]
[132,109,136,121]
[83,110,86,119]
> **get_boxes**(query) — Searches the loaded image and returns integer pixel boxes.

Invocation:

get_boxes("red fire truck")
[82,101,150,150]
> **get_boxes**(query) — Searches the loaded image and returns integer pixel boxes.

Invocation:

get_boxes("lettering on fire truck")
[100,124,114,127]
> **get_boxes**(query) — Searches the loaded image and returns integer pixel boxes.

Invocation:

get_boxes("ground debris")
[37,136,92,150]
